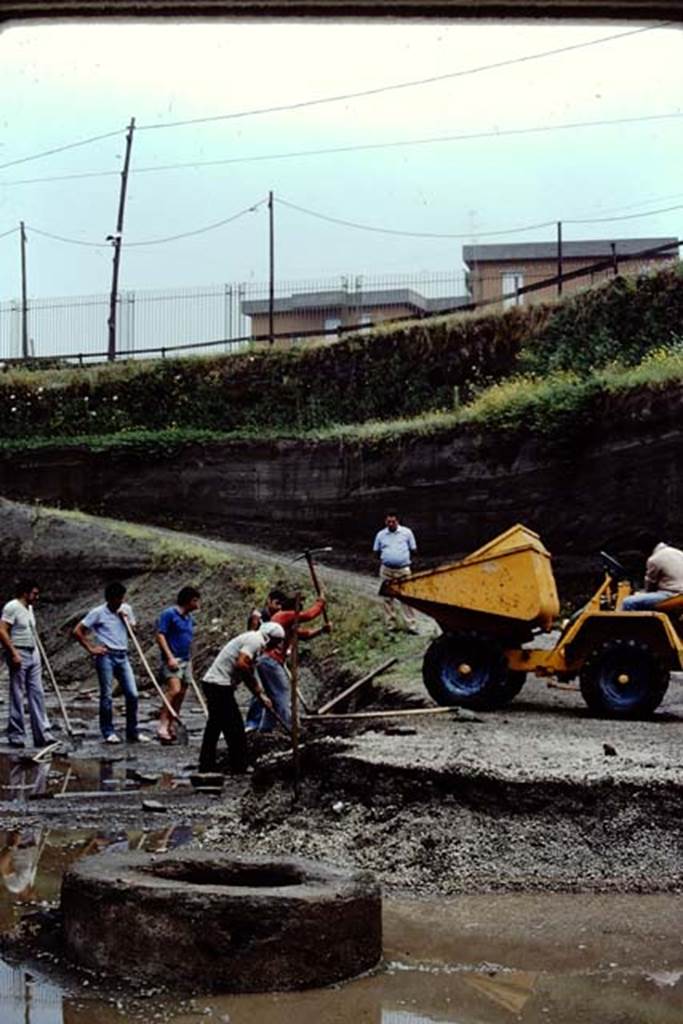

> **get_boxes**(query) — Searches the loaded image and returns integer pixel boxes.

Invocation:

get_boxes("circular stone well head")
[61,850,382,992]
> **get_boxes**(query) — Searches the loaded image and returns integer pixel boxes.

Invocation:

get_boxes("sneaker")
[130,733,152,743]
[104,733,122,744]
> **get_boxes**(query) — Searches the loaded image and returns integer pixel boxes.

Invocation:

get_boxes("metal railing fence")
[0,243,679,366]
[0,271,470,364]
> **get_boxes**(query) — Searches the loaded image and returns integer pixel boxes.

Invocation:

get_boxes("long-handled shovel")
[32,629,78,749]
[188,673,208,718]
[123,617,189,746]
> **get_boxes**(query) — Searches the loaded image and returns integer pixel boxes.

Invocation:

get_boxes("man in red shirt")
[245,593,330,733]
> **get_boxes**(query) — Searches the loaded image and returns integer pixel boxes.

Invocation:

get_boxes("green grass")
[1,337,681,456]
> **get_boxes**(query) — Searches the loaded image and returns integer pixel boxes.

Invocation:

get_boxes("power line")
[124,201,266,246]
[0,227,19,241]
[276,198,555,239]
[277,196,683,240]
[566,202,683,225]
[135,22,670,132]
[0,20,668,176]
[0,129,125,172]
[4,110,682,188]
[24,200,266,249]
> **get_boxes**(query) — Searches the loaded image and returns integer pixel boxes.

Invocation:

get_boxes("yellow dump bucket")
[385,524,560,638]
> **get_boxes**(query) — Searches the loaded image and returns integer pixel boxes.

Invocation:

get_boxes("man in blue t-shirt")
[373,510,418,633]
[156,585,201,743]
[73,581,149,744]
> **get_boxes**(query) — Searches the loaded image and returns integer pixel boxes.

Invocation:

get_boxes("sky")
[0,17,681,303]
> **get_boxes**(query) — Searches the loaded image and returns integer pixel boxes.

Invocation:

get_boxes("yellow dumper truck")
[383,525,683,718]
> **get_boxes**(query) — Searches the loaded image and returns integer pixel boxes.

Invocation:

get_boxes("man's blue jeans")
[622,590,676,611]
[246,657,292,733]
[95,649,139,740]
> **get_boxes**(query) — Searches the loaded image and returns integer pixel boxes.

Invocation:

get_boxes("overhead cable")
[565,202,683,224]
[0,129,125,172]
[0,21,669,175]
[0,226,19,240]
[276,198,556,239]
[4,110,682,188]
[136,22,669,131]
[277,197,683,240]
[25,199,265,249]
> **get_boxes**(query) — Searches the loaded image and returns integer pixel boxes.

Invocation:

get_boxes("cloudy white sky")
[0,17,681,300]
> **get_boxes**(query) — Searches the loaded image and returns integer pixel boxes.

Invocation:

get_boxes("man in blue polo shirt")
[373,510,418,633]
[73,581,149,744]
[155,585,201,744]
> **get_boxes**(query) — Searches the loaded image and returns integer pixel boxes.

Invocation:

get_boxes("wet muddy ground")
[1,853,681,1024]
[0,501,681,1020]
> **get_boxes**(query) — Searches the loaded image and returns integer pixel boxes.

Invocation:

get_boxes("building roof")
[242,288,469,316]
[462,237,679,265]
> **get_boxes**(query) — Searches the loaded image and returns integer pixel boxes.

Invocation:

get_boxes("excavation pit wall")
[230,737,683,896]
[0,379,682,583]
[61,851,382,992]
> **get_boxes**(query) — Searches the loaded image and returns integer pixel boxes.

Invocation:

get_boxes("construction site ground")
[0,504,681,1021]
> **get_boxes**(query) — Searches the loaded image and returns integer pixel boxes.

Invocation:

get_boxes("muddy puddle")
[0,833,681,1024]
[0,749,190,804]
[0,825,198,933]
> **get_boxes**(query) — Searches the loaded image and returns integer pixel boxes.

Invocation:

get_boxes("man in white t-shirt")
[373,510,418,632]
[198,622,282,774]
[0,580,54,749]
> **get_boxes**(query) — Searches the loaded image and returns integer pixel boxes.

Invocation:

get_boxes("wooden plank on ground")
[316,657,398,715]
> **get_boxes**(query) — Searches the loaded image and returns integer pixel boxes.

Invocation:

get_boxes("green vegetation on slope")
[0,266,681,451]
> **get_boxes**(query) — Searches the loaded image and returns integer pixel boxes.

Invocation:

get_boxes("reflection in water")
[0,750,180,803]
[0,959,63,1024]
[0,825,198,934]
[0,755,49,803]
[0,847,681,1024]
[0,949,681,1024]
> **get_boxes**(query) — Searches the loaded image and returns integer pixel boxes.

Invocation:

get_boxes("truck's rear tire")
[579,638,669,718]
[423,632,524,711]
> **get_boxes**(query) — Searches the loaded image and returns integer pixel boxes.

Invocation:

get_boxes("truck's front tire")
[423,632,525,711]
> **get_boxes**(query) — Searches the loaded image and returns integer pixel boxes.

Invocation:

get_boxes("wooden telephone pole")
[107,118,135,361]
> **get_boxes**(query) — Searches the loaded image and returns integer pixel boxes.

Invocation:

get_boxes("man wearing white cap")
[198,622,282,774]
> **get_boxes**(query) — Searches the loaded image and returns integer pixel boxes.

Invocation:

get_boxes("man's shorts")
[379,564,412,592]
[159,659,194,686]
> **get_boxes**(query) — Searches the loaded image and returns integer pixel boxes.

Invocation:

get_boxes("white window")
[501,271,524,308]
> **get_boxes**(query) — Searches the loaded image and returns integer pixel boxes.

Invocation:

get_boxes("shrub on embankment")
[0,305,539,440]
[0,265,681,446]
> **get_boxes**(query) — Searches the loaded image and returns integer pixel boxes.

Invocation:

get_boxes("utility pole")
[268,190,275,345]
[107,117,135,362]
[556,221,563,297]
[20,221,29,360]
[610,241,619,276]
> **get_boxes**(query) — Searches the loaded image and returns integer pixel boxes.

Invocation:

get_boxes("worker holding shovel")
[198,622,284,775]
[0,580,55,751]
[155,585,201,744]
[73,581,151,745]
